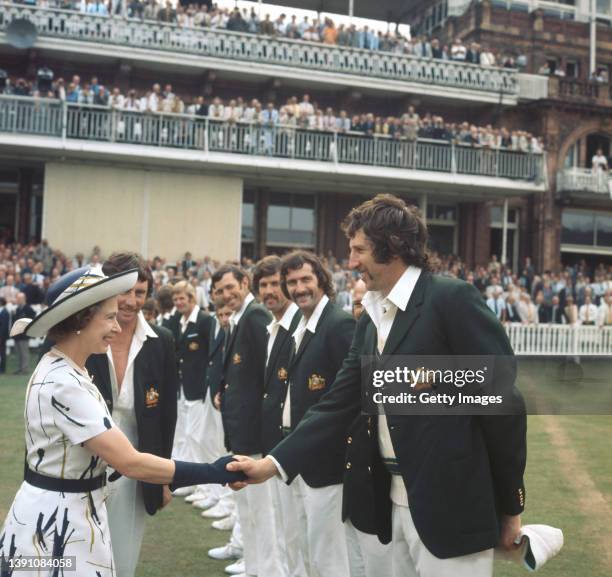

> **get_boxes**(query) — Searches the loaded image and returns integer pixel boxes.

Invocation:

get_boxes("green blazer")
[271,271,527,559]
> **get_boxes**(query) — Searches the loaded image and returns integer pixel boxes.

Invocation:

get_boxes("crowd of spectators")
[1,240,611,342]
[0,73,545,152]
[10,0,523,69]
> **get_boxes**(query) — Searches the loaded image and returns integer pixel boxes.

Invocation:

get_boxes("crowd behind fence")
[1,242,611,362]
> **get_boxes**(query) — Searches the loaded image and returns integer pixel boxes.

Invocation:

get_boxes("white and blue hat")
[10,264,138,338]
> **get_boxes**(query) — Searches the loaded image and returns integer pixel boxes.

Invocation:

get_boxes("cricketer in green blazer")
[270,269,526,560]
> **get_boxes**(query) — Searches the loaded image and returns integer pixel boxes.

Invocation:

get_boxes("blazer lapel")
[382,272,428,356]
[264,326,290,388]
[224,301,253,366]
[133,347,146,414]
[209,320,223,359]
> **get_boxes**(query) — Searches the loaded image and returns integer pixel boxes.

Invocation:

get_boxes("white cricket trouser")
[270,476,307,577]
[172,394,189,460]
[182,399,205,462]
[291,477,349,577]
[199,388,227,499]
[344,519,392,577]
[391,504,493,577]
[235,453,288,577]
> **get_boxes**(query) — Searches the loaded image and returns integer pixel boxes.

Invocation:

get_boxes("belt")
[382,458,402,476]
[25,466,106,493]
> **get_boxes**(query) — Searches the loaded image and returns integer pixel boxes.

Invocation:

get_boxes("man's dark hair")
[280,250,334,299]
[0,297,6,307]
[102,251,154,296]
[252,255,282,294]
[342,193,430,271]
[211,264,250,289]
[156,285,174,313]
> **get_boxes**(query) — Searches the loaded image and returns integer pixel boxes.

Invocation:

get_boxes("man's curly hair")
[342,193,431,271]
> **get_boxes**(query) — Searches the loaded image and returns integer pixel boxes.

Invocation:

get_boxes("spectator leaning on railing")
[8,0,528,68]
[0,73,547,152]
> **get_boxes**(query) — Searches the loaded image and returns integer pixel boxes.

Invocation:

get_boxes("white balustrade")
[557,168,612,196]
[0,3,520,95]
[506,323,612,356]
[0,95,545,182]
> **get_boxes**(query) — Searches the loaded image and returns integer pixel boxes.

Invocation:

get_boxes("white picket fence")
[506,323,612,356]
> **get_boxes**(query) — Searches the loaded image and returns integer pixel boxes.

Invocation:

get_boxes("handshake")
[171,455,279,491]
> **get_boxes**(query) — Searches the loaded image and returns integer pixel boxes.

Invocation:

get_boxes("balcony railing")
[0,96,545,182]
[0,4,520,96]
[506,323,612,356]
[557,168,612,196]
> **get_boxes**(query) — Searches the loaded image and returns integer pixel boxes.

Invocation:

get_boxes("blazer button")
[347,436,352,444]
[280,403,284,408]
[263,393,268,399]
[225,384,229,390]
[180,359,184,363]
[367,466,371,473]
[346,462,352,470]
[209,361,213,366]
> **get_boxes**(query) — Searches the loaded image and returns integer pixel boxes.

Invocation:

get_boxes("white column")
[501,198,508,267]
[589,0,597,75]
[348,0,354,21]
[419,193,428,224]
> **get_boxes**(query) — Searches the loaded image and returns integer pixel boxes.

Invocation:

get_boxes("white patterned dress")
[0,348,116,577]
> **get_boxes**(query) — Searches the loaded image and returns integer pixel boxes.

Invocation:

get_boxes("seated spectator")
[486,287,505,320]
[564,295,578,325]
[503,295,522,323]
[597,291,612,326]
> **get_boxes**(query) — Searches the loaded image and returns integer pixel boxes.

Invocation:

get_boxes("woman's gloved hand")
[171,456,248,490]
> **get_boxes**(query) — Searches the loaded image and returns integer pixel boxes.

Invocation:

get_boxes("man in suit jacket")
[12,292,35,374]
[535,292,552,324]
[255,256,302,577]
[86,252,178,577]
[0,297,9,373]
[229,194,527,577]
[550,295,566,324]
[212,264,276,577]
[277,250,355,577]
[502,295,522,323]
[170,279,213,496]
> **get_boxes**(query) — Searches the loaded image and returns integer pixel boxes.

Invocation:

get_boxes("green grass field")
[1,355,611,577]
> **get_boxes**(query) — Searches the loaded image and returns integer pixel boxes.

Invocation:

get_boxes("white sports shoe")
[192,496,219,510]
[207,544,243,561]
[201,503,233,519]
[224,559,245,575]
[171,486,194,497]
[185,489,208,503]
[211,516,235,531]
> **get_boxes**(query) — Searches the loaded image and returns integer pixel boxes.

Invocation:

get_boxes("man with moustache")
[273,250,356,577]
[256,256,302,577]
[86,252,178,577]
[170,280,213,499]
[212,264,279,577]
[229,194,526,577]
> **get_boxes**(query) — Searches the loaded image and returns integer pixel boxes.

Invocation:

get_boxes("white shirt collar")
[267,301,299,334]
[180,304,199,330]
[136,311,158,340]
[362,266,422,315]
[231,292,255,327]
[293,294,329,339]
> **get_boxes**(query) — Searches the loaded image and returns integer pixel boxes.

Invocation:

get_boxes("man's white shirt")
[266,302,300,365]
[362,266,422,507]
[282,295,329,428]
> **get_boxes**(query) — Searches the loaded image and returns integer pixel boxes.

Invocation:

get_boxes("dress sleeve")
[51,371,115,446]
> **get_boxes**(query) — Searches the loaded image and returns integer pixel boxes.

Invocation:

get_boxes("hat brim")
[22,269,139,338]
